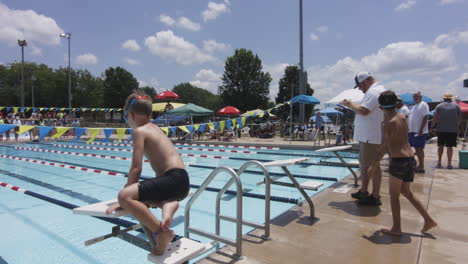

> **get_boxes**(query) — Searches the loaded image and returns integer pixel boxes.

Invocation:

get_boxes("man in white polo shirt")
[341,72,386,206]
[408,91,429,173]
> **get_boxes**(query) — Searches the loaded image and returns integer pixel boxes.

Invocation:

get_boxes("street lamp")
[17,39,27,107]
[31,75,36,108]
[60,32,72,111]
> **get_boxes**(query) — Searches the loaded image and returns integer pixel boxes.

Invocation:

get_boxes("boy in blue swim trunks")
[106,91,190,255]
[376,91,436,236]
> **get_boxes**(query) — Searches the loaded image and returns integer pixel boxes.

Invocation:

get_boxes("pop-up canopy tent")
[152,114,189,126]
[399,93,432,105]
[166,103,213,117]
[325,89,364,108]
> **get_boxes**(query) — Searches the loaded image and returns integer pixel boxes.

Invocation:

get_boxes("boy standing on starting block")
[376,91,437,236]
[106,91,190,255]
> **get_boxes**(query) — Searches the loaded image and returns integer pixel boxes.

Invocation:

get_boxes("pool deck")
[196,138,468,264]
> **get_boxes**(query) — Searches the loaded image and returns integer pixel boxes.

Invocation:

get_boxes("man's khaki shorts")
[359,142,382,167]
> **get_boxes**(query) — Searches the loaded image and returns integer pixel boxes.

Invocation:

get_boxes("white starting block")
[315,145,359,186]
[262,157,309,167]
[73,199,213,264]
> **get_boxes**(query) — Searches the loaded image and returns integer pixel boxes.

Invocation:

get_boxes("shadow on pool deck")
[196,143,468,264]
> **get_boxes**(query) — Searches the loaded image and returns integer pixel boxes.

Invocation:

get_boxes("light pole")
[31,75,36,108]
[17,40,27,107]
[298,0,305,123]
[60,32,72,111]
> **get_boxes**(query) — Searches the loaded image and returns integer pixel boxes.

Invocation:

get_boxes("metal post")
[18,40,27,107]
[31,75,36,108]
[67,35,71,111]
[290,83,294,141]
[299,0,305,123]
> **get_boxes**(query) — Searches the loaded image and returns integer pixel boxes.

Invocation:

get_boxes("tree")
[218,49,272,111]
[275,65,315,120]
[74,69,104,107]
[172,82,222,110]
[102,67,139,108]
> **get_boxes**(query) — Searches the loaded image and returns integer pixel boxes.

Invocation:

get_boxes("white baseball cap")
[353,72,372,88]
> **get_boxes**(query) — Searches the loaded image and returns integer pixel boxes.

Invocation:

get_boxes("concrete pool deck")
[195,139,468,264]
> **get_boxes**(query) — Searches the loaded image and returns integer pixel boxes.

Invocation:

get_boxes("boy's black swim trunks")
[138,168,190,202]
[389,157,416,182]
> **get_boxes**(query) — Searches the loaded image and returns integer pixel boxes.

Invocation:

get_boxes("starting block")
[73,199,214,264]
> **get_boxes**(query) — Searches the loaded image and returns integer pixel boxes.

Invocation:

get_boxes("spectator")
[431,92,462,169]
[315,112,324,131]
[12,116,22,141]
[408,92,430,173]
[340,72,386,206]
[395,97,410,119]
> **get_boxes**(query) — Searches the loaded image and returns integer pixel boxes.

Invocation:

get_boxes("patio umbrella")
[155,90,180,100]
[399,93,432,105]
[216,106,241,116]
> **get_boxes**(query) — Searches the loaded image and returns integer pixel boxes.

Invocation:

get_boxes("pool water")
[0,140,357,264]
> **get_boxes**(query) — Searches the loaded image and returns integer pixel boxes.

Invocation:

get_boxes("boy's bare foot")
[105,202,122,214]
[152,229,175,256]
[380,228,402,236]
[421,219,437,233]
[161,201,179,229]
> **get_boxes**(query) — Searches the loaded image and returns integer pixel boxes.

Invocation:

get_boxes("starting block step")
[73,199,130,218]
[147,238,212,264]
[300,180,324,191]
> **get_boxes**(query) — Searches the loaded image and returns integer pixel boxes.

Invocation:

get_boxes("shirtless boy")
[377,91,437,236]
[106,91,190,255]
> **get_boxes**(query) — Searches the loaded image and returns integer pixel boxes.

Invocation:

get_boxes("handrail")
[184,166,243,258]
[215,160,272,239]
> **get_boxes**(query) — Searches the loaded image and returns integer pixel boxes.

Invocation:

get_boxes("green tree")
[74,69,104,107]
[218,49,272,111]
[102,67,139,108]
[172,82,222,110]
[139,86,157,100]
[275,65,315,120]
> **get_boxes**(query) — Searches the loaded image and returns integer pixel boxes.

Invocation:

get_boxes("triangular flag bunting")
[160,127,169,135]
[38,126,54,142]
[103,128,115,142]
[52,127,71,138]
[115,128,127,143]
[179,126,190,134]
[73,128,87,142]
[16,125,35,135]
[86,128,101,143]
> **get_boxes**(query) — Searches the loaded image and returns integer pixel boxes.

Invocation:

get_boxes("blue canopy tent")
[399,93,432,105]
[319,107,343,116]
[288,95,320,139]
[310,115,331,123]
[152,114,189,126]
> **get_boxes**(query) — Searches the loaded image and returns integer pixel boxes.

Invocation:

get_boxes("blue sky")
[1,0,468,105]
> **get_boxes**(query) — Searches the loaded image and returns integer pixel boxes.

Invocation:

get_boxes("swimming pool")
[0,140,358,264]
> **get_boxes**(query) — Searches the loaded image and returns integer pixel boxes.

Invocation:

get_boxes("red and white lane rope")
[176,142,279,150]
[53,143,252,154]
[90,141,279,150]
[0,154,125,176]
[0,181,27,193]
[175,146,255,154]
[52,144,132,152]
[19,146,228,160]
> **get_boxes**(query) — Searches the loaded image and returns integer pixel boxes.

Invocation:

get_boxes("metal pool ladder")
[184,166,244,259]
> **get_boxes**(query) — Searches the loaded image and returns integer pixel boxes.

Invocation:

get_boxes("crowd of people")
[0,110,81,141]
[340,71,463,236]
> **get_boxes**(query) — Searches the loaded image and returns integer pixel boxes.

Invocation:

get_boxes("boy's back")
[383,112,413,159]
[134,122,184,176]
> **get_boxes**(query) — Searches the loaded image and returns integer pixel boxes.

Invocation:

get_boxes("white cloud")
[30,43,42,56]
[190,69,221,94]
[178,17,201,31]
[203,40,230,53]
[309,33,319,41]
[76,53,98,65]
[144,30,216,65]
[263,63,289,100]
[434,31,468,47]
[439,0,464,5]
[395,0,416,11]
[138,78,160,88]
[304,29,468,103]
[124,57,141,65]
[316,25,328,33]
[0,3,63,46]
[202,1,229,22]
[121,39,141,51]
[159,14,201,32]
[159,14,176,26]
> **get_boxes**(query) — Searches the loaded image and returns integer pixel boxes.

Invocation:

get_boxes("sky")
[1,0,468,107]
